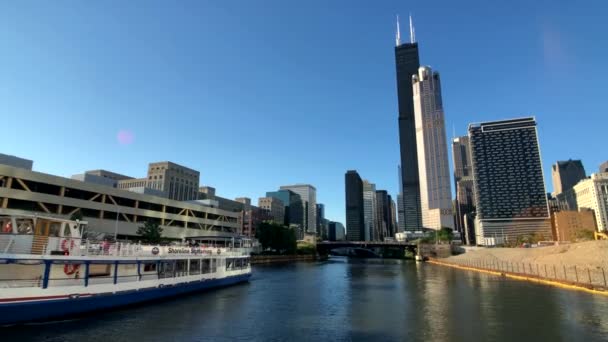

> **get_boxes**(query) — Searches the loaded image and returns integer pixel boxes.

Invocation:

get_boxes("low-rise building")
[0,153,33,170]
[551,210,597,242]
[0,164,239,239]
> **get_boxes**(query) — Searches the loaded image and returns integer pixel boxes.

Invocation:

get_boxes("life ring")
[2,222,12,233]
[61,239,75,253]
[216,248,221,255]
[64,263,80,275]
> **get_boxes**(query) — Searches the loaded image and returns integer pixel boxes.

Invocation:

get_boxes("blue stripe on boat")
[0,273,251,326]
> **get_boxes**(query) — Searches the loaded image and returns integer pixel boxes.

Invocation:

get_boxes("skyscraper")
[279,184,317,234]
[452,136,476,243]
[345,171,365,241]
[390,198,398,237]
[328,221,346,241]
[412,66,453,230]
[395,16,422,231]
[316,203,327,238]
[551,160,586,195]
[266,189,304,238]
[397,165,406,232]
[362,180,377,241]
[375,190,390,240]
[469,117,552,245]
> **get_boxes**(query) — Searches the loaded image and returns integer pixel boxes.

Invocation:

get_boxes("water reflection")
[4,258,608,342]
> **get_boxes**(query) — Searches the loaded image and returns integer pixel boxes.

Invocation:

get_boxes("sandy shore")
[448,240,608,270]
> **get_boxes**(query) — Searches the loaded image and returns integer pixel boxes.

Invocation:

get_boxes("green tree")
[437,227,454,242]
[136,220,163,244]
[256,221,297,254]
[420,227,454,244]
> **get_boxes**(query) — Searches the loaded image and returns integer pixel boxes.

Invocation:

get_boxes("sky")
[0,1,606,225]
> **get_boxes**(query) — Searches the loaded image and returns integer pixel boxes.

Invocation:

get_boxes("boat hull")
[0,273,251,326]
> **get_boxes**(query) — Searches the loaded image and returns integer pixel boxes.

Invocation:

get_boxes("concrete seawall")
[428,258,608,297]
[251,254,319,265]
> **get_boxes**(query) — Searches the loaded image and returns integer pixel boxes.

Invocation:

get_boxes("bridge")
[316,241,417,258]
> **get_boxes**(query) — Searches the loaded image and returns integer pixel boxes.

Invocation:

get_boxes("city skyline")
[1,2,606,225]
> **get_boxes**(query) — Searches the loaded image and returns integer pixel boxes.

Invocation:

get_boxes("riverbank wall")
[428,258,608,296]
[251,254,322,265]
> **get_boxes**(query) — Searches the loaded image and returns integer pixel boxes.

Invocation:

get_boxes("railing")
[0,278,41,289]
[448,257,608,289]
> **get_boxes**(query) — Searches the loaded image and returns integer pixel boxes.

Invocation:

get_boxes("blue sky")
[1,1,606,225]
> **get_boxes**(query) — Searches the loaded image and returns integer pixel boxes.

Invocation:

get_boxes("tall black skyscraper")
[395,16,422,230]
[375,190,391,240]
[469,117,551,245]
[345,170,365,241]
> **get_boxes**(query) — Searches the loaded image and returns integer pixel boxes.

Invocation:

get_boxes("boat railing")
[0,234,251,258]
[0,278,41,289]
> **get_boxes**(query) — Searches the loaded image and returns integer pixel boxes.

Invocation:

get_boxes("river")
[5,257,608,341]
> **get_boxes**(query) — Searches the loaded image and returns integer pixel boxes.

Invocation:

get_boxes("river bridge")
[316,241,417,257]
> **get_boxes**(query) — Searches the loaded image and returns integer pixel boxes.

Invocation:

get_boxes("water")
[5,257,608,341]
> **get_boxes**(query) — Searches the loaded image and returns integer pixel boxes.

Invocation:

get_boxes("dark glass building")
[266,189,303,236]
[469,117,551,245]
[551,160,586,195]
[375,190,392,240]
[345,170,365,241]
[395,34,422,231]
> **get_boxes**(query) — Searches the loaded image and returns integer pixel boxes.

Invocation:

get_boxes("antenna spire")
[395,15,401,46]
[409,14,416,43]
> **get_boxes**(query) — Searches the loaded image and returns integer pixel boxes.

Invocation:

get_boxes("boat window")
[189,259,200,275]
[49,223,61,237]
[226,259,233,271]
[62,223,71,237]
[158,261,175,279]
[175,260,187,277]
[0,263,44,288]
[143,263,157,272]
[202,259,211,273]
[211,259,217,273]
[88,264,111,278]
[16,219,34,235]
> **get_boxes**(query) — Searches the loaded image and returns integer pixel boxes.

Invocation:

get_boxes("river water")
[5,257,608,341]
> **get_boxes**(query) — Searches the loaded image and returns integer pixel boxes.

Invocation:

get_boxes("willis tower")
[395,16,422,230]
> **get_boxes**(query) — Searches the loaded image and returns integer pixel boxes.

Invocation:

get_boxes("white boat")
[0,214,251,325]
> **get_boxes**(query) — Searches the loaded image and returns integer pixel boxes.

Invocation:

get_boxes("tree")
[420,227,454,244]
[256,221,297,254]
[437,227,454,242]
[136,220,163,244]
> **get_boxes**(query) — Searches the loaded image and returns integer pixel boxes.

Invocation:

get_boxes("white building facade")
[573,173,608,232]
[412,66,454,230]
[362,180,377,241]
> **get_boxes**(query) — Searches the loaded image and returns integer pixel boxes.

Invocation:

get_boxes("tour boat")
[0,214,252,326]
